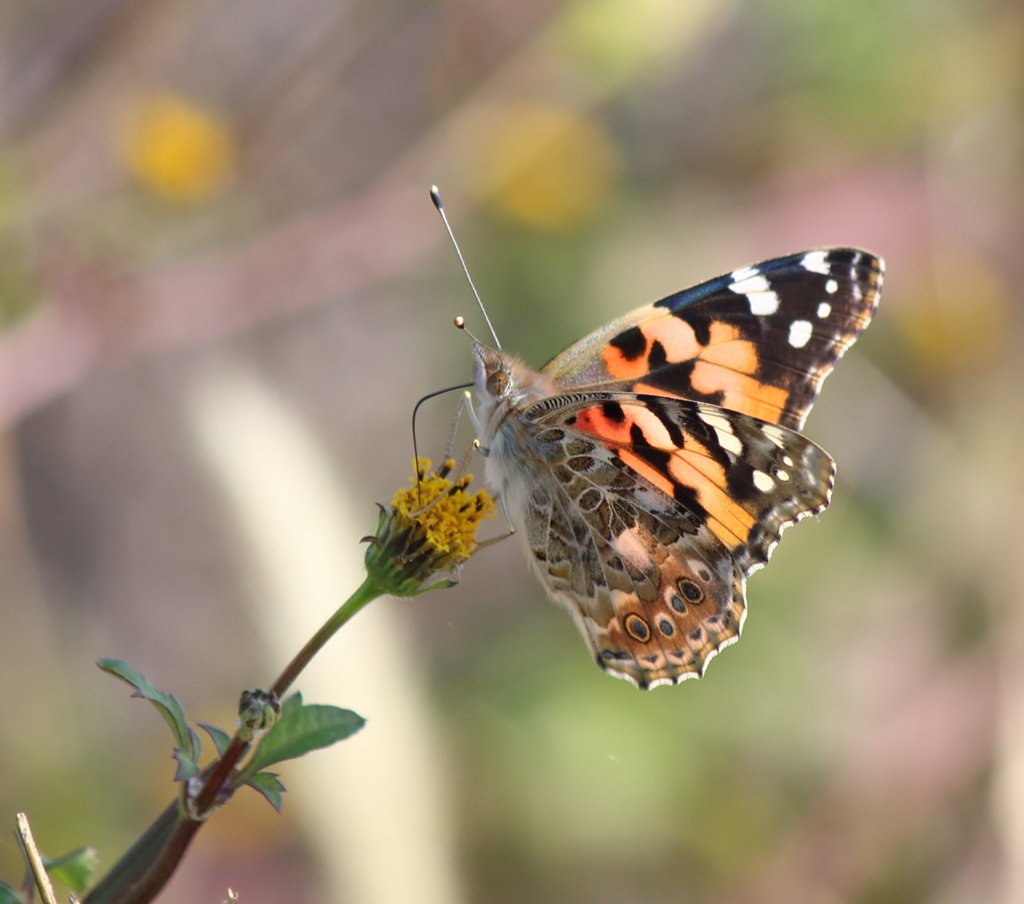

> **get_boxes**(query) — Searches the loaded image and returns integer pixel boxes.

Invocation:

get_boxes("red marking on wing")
[575,405,678,497]
[574,404,679,450]
[573,406,632,443]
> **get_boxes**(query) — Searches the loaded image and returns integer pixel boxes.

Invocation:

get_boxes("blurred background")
[0,0,1022,902]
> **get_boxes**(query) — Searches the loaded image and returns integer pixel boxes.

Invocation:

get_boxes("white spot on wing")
[731,272,769,293]
[746,291,779,316]
[802,250,830,275]
[825,279,838,294]
[715,427,743,455]
[788,319,813,348]
[699,409,731,432]
[817,302,831,319]
[752,470,775,492]
[730,265,759,282]
[698,409,744,456]
[730,270,779,316]
[615,529,654,571]
[763,425,788,447]
[782,455,794,467]
[775,469,790,481]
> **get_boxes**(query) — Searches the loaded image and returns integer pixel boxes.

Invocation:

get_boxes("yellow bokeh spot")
[121,92,235,202]
[392,458,495,561]
[899,252,1006,373]
[558,0,724,85]
[473,103,620,232]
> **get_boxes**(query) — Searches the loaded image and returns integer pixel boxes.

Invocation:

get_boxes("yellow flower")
[392,458,495,560]
[365,458,495,596]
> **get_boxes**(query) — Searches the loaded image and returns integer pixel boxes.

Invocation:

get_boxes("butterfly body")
[471,248,883,689]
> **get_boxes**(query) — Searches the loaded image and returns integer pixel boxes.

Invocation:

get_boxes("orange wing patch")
[602,316,788,423]
[698,321,758,373]
[602,317,703,380]
[603,318,756,382]
[666,440,755,547]
[573,403,632,443]
[618,449,676,498]
[572,402,756,548]
[573,404,678,498]
[689,364,788,422]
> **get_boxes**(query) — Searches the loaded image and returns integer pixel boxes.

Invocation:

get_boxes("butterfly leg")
[445,390,514,548]
[473,526,517,554]
[442,391,470,463]
[462,389,482,434]
[443,394,491,487]
[462,389,493,457]
[471,490,517,552]
[442,390,485,471]
[437,441,479,494]
[496,491,519,538]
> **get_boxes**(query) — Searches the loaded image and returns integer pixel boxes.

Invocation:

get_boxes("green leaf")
[242,772,286,813]
[239,693,364,780]
[199,722,232,757]
[98,660,199,763]
[43,847,99,895]
[172,748,200,781]
[187,725,203,761]
[0,881,23,904]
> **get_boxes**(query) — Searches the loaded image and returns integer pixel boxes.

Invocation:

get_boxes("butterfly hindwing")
[542,248,883,429]
[518,392,834,687]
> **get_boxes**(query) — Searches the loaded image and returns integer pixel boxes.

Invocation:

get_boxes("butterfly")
[469,248,883,689]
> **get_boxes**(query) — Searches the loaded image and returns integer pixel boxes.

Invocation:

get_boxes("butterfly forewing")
[542,248,883,429]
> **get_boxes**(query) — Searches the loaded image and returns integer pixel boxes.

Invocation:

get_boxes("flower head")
[364,458,495,596]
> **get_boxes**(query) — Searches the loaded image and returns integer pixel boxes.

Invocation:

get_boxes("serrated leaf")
[0,881,23,904]
[43,847,99,895]
[199,722,232,757]
[243,772,286,813]
[239,694,364,780]
[172,748,200,781]
[98,660,199,762]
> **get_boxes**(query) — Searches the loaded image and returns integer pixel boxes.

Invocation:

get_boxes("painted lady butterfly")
[471,248,883,689]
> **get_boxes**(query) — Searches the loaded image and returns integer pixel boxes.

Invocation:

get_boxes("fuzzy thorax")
[472,340,559,528]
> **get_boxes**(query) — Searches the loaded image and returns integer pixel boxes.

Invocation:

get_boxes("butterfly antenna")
[430,186,501,349]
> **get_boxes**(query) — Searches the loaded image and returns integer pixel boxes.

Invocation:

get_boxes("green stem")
[83,575,383,904]
[270,574,382,698]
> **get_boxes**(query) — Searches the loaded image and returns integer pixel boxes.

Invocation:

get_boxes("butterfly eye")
[486,370,510,397]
